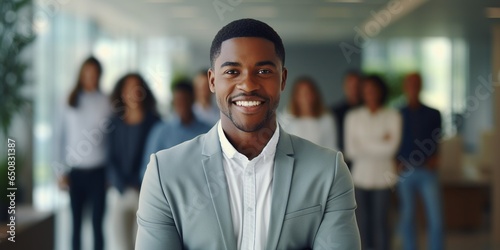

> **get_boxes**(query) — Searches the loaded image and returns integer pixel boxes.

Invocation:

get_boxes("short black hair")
[209,18,285,68]
[172,80,194,97]
[363,74,389,105]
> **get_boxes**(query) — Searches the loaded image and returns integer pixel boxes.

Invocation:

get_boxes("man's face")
[344,75,361,104]
[404,74,422,103]
[194,74,211,102]
[173,90,193,118]
[208,37,287,133]
[81,63,99,92]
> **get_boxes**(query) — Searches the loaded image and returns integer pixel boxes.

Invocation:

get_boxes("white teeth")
[235,101,262,107]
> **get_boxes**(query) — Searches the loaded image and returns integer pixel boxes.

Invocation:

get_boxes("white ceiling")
[56,0,395,43]
[56,0,499,44]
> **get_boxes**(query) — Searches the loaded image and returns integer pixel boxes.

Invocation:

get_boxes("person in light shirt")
[136,18,361,250]
[54,56,111,250]
[281,76,338,150]
[345,74,402,250]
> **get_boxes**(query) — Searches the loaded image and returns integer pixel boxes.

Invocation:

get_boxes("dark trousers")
[69,167,107,250]
[356,188,391,250]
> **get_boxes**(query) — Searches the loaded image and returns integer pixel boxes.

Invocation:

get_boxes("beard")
[218,93,278,133]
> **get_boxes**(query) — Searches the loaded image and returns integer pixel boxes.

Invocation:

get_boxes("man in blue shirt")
[140,81,211,181]
[397,73,443,250]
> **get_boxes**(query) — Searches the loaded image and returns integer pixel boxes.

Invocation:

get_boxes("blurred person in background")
[345,75,401,250]
[54,56,111,250]
[107,73,160,250]
[193,69,220,125]
[397,73,443,250]
[140,80,210,180]
[331,70,362,169]
[281,76,338,150]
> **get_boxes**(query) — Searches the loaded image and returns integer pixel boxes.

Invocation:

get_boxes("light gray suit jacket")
[136,126,360,250]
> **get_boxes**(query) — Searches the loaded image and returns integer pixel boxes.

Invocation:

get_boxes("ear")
[280,67,288,91]
[208,68,216,93]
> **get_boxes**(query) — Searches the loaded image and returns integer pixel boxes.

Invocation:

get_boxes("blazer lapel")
[266,128,295,250]
[201,126,237,250]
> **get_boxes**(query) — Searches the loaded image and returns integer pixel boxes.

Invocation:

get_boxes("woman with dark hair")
[107,73,160,250]
[281,76,337,150]
[54,56,110,250]
[345,75,402,250]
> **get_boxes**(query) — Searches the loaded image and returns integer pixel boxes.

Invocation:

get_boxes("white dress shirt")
[344,107,401,189]
[217,122,280,250]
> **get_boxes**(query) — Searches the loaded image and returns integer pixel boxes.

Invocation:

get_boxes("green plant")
[0,0,35,137]
[0,0,35,217]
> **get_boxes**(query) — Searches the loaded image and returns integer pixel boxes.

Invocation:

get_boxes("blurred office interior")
[1,0,500,249]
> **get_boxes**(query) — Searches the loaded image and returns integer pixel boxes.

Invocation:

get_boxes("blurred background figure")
[107,73,160,250]
[282,76,337,150]
[54,56,111,250]
[193,69,220,126]
[331,70,362,169]
[345,75,402,250]
[140,80,210,180]
[397,73,444,250]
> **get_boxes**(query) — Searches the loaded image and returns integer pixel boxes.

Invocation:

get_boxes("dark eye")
[258,69,271,74]
[225,69,239,75]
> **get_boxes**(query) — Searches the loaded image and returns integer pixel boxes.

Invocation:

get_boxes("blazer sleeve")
[136,154,183,250]
[139,124,163,182]
[313,152,361,250]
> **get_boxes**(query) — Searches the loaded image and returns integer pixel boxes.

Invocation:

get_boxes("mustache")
[229,92,269,102]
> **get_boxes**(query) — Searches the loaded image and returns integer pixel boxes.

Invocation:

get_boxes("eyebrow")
[255,61,276,68]
[220,61,241,68]
[220,60,277,68]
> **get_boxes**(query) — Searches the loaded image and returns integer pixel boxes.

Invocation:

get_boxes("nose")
[237,72,260,92]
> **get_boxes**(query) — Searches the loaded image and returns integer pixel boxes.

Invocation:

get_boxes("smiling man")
[136,18,360,250]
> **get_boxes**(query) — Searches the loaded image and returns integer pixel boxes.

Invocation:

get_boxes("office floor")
[54,191,497,250]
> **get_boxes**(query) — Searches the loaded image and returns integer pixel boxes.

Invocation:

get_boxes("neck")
[180,112,194,125]
[124,107,144,124]
[347,98,359,106]
[221,116,277,160]
[408,100,421,109]
[83,88,96,93]
[196,99,211,109]
[298,108,315,118]
[367,105,379,113]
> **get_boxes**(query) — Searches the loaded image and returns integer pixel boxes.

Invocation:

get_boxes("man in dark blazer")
[136,18,361,250]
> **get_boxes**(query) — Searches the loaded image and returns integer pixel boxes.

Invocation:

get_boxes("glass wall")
[32,9,189,210]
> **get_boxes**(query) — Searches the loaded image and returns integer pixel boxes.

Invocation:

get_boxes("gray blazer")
[136,125,360,250]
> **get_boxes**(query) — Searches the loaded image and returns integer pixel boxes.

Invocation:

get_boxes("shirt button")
[246,171,252,176]
[247,207,253,212]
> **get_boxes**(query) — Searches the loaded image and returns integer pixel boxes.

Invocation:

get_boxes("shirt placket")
[241,159,256,250]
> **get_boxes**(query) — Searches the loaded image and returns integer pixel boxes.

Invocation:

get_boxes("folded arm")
[313,152,361,250]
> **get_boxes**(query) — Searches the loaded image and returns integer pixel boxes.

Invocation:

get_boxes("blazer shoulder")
[154,133,205,170]
[288,133,340,166]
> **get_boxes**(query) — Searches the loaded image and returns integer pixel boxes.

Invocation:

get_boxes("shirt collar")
[217,121,280,161]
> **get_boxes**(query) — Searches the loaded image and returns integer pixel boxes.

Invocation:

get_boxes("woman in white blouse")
[54,57,111,250]
[345,75,401,250]
[281,76,337,150]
